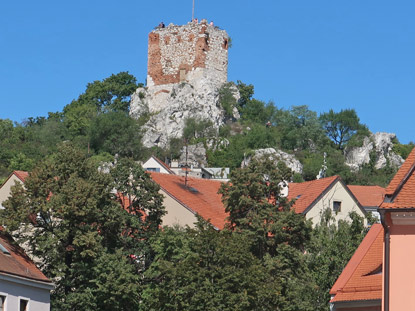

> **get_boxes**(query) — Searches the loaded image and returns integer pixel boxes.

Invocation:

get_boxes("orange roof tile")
[381,147,415,209]
[385,147,415,196]
[150,172,228,229]
[330,224,383,303]
[348,185,385,208]
[0,228,51,283]
[287,176,339,214]
[14,170,29,183]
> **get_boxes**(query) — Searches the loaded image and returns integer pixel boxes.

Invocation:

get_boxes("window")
[0,243,10,255]
[0,296,5,311]
[333,201,342,213]
[146,168,160,173]
[19,298,28,311]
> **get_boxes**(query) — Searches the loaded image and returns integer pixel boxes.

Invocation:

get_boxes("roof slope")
[150,172,228,229]
[151,156,175,174]
[330,224,383,303]
[0,228,51,283]
[14,170,29,183]
[385,147,415,196]
[348,185,385,208]
[287,176,339,214]
[381,147,415,209]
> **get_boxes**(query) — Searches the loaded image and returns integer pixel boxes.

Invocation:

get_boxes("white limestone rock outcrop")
[344,132,404,171]
[178,143,208,168]
[130,81,239,149]
[241,148,303,174]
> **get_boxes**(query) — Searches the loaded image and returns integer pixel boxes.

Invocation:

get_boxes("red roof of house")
[348,185,385,208]
[287,176,340,214]
[385,147,415,197]
[14,170,29,183]
[150,172,228,229]
[151,156,175,174]
[330,224,383,303]
[381,147,415,209]
[0,228,51,283]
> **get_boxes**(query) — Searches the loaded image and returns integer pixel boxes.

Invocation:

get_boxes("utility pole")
[192,0,195,21]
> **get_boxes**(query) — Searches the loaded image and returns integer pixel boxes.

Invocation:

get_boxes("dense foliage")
[1,144,164,310]
[0,71,411,309]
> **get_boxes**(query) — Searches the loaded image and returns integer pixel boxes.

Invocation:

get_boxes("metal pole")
[192,0,195,21]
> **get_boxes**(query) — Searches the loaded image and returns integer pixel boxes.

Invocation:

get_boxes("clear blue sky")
[1,1,414,143]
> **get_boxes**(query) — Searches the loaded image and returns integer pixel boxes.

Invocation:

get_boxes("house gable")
[330,224,383,310]
[0,171,28,207]
[289,176,366,225]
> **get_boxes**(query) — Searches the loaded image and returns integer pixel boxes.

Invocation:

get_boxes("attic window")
[0,243,10,255]
[333,201,342,213]
[146,168,160,173]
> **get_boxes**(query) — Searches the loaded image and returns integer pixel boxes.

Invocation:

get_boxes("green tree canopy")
[0,143,164,310]
[319,109,367,149]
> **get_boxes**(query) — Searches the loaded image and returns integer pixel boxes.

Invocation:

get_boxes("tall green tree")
[319,109,367,150]
[0,143,164,310]
[306,209,367,311]
[219,159,315,310]
[142,220,286,311]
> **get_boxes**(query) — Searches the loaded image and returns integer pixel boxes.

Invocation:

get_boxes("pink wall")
[387,225,415,310]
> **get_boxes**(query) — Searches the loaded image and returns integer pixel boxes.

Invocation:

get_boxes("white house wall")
[142,158,171,174]
[0,276,51,311]
[305,181,366,226]
[0,175,22,208]
[159,189,198,227]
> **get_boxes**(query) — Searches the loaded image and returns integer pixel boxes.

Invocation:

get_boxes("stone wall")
[147,20,228,89]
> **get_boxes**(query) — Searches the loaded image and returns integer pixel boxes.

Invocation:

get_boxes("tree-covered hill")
[0,72,413,187]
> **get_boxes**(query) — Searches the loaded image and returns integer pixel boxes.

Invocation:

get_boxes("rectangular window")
[146,168,160,172]
[333,201,342,213]
[0,296,5,311]
[19,298,28,311]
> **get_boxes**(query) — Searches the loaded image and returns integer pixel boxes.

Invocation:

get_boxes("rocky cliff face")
[130,80,239,149]
[344,132,404,171]
[241,148,303,174]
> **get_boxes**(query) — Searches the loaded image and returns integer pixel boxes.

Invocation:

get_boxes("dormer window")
[0,243,10,255]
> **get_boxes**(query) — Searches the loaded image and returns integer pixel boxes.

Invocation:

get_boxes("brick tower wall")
[147,21,229,88]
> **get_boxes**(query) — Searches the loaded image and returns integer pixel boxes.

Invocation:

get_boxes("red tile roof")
[151,156,175,174]
[150,172,228,229]
[14,170,29,183]
[0,228,51,283]
[330,224,383,303]
[381,147,415,209]
[385,147,415,196]
[287,176,339,214]
[348,185,385,208]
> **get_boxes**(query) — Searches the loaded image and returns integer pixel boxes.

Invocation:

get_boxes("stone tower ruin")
[147,20,229,89]
[130,20,238,148]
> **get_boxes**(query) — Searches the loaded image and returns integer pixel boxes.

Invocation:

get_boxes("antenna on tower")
[192,0,195,21]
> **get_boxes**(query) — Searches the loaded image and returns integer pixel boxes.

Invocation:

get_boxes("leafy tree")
[236,80,254,110]
[142,220,287,311]
[320,109,367,150]
[219,159,315,310]
[77,72,138,113]
[218,82,238,118]
[274,105,327,151]
[89,111,143,158]
[182,117,215,142]
[8,152,34,171]
[306,210,367,311]
[0,143,164,310]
